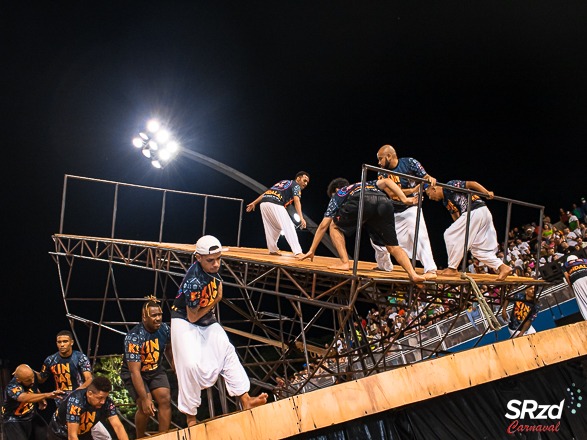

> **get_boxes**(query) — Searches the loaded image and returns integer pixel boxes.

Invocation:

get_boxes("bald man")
[372,145,438,277]
[2,364,63,440]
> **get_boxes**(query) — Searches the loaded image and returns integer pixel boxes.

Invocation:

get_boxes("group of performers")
[247,143,512,281]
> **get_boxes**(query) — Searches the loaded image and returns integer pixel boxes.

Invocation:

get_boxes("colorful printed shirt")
[2,377,40,422]
[564,257,587,283]
[442,180,486,217]
[39,351,91,398]
[378,157,428,211]
[324,181,381,218]
[49,388,117,440]
[507,292,539,331]
[261,180,301,207]
[171,261,222,325]
[121,322,170,373]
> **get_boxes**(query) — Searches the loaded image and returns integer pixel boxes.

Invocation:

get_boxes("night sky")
[4,2,587,369]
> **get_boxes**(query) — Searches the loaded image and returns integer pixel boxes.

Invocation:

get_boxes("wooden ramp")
[52,234,537,285]
[154,321,587,440]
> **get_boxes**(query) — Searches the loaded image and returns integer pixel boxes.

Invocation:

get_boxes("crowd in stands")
[275,196,587,398]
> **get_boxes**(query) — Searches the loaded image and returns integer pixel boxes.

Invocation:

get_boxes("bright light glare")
[166,141,179,152]
[156,129,170,143]
[132,137,144,148]
[141,148,151,158]
[139,132,149,140]
[151,160,162,169]
[159,149,171,161]
[293,213,301,222]
[147,119,160,133]
[148,140,158,150]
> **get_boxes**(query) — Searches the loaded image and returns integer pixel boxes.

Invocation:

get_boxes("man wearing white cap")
[171,235,268,427]
[563,254,587,320]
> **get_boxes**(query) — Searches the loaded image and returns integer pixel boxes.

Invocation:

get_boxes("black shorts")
[334,193,398,246]
[122,368,170,401]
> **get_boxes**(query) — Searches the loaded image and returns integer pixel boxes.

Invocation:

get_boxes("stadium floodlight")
[132,119,180,168]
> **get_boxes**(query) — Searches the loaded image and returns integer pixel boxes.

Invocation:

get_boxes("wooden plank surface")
[151,321,587,440]
[54,234,538,285]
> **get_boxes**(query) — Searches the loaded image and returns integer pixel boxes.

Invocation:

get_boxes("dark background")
[3,2,587,371]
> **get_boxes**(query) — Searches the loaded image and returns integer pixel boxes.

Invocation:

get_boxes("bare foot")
[241,392,269,410]
[438,268,459,277]
[328,262,351,270]
[495,264,513,281]
[269,251,282,256]
[410,274,427,283]
[424,271,437,280]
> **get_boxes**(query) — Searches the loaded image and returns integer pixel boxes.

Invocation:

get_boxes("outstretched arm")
[465,181,494,199]
[300,217,333,261]
[377,178,418,205]
[293,196,306,229]
[246,194,264,212]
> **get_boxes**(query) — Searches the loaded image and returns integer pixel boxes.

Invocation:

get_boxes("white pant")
[171,319,250,416]
[259,202,302,255]
[371,206,437,273]
[508,325,536,338]
[444,206,503,271]
[571,277,587,320]
[91,422,111,440]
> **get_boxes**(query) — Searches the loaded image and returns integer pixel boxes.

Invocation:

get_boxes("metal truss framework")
[49,173,548,422]
[51,234,543,413]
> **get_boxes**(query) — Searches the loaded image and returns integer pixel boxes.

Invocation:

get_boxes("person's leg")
[328,223,351,270]
[259,203,283,254]
[370,238,393,271]
[276,206,303,255]
[572,278,587,320]
[171,319,203,424]
[468,208,511,281]
[411,208,438,274]
[442,216,467,275]
[386,245,426,282]
[134,393,151,439]
[151,387,172,433]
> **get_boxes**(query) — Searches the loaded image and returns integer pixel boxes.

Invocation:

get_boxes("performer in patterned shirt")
[121,300,174,438]
[246,171,310,257]
[2,364,63,440]
[171,235,268,427]
[300,177,429,282]
[425,180,512,281]
[371,145,438,277]
[502,285,541,337]
[36,331,112,440]
[47,376,128,440]
[563,254,587,320]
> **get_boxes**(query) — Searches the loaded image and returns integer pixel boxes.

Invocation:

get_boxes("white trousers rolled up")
[444,206,503,271]
[371,206,437,273]
[260,202,302,255]
[171,319,250,416]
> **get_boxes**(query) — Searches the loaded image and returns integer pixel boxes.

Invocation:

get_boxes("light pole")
[132,119,337,255]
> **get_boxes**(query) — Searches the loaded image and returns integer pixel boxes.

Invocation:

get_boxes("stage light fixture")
[132,120,180,168]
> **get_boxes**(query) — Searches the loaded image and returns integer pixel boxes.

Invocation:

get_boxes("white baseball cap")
[566,254,578,262]
[195,235,228,255]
